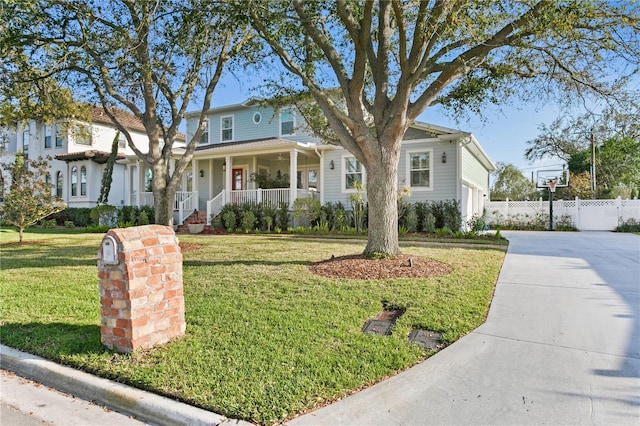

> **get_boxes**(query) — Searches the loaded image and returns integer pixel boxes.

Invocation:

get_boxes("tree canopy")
[1,0,253,224]
[249,0,639,255]
[490,162,539,201]
[1,153,65,242]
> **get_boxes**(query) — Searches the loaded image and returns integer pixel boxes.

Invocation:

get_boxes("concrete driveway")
[290,231,640,425]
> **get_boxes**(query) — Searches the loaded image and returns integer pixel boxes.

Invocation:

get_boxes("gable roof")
[90,106,186,142]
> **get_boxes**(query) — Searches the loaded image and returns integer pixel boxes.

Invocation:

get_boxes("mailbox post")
[97,225,185,353]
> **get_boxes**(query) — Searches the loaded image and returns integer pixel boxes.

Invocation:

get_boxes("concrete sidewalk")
[290,231,640,425]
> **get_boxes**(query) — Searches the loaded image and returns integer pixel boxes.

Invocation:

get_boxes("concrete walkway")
[290,231,640,425]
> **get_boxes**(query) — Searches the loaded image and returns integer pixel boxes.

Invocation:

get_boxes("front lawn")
[0,229,505,425]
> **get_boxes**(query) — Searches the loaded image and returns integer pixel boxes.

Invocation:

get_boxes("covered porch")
[189,138,324,225]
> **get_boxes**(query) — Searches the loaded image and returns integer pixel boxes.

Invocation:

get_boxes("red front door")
[232,168,243,190]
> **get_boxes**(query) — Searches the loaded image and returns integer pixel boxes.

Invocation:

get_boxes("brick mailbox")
[97,225,185,353]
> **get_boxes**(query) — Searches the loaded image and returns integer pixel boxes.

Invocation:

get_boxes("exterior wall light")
[199,169,204,178]
[329,160,335,170]
[441,152,447,163]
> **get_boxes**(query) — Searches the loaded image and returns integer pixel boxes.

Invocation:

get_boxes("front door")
[232,168,243,190]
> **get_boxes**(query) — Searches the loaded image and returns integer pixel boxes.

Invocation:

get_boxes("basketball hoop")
[548,180,557,193]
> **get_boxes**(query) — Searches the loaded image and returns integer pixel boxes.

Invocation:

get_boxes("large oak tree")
[249,0,639,256]
[1,0,252,225]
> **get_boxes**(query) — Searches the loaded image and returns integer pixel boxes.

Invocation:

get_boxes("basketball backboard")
[536,169,569,189]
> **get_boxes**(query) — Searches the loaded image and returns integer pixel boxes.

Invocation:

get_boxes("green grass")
[0,228,505,425]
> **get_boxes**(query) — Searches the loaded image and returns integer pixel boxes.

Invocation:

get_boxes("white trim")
[279,109,296,137]
[341,154,365,193]
[405,148,433,192]
[220,114,234,142]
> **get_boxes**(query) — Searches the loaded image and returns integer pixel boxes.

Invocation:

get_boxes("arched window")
[0,173,5,202]
[22,126,30,159]
[80,166,87,196]
[45,173,51,192]
[71,166,78,196]
[56,172,63,198]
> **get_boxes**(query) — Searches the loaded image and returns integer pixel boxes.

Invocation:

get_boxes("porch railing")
[206,191,226,225]
[178,191,199,225]
[130,191,197,212]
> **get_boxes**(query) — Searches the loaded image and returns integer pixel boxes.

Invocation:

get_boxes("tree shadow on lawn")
[1,323,104,358]
[183,259,309,268]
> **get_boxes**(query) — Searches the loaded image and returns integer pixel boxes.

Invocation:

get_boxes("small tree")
[1,153,65,242]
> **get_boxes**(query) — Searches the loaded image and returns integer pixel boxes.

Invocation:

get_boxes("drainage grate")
[408,329,442,350]
[362,320,394,336]
[362,309,405,336]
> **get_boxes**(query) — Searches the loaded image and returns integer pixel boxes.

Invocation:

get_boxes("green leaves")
[1,154,66,242]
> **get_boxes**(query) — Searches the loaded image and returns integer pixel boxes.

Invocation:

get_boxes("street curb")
[1,344,252,426]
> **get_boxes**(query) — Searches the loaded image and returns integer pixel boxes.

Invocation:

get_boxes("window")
[280,109,295,136]
[253,112,261,124]
[22,127,29,159]
[74,125,92,146]
[221,116,233,141]
[186,171,193,192]
[199,119,209,144]
[71,166,78,196]
[80,166,87,196]
[407,150,432,190]
[343,156,364,191]
[56,172,63,197]
[118,134,126,149]
[45,125,52,149]
[55,124,63,147]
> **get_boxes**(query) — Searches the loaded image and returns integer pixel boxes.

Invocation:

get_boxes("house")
[184,99,495,226]
[1,106,186,210]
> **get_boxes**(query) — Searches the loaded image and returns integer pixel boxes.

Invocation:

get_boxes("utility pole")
[590,129,596,199]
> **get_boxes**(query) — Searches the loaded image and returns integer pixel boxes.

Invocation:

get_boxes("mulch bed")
[307,254,451,280]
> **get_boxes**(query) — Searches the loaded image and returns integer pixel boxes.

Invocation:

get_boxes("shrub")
[616,218,640,233]
[277,201,290,229]
[241,210,257,233]
[223,210,237,232]
[64,220,75,228]
[423,211,436,233]
[138,210,150,225]
[467,213,487,232]
[85,224,109,233]
[39,219,57,228]
[90,205,118,227]
[292,197,321,228]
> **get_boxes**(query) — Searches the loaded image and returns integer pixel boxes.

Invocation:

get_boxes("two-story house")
[3,106,187,210]
[184,99,495,226]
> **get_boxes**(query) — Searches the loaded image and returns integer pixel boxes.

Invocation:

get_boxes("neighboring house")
[1,106,186,210]
[185,99,495,226]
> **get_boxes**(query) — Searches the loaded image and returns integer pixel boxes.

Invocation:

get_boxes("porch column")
[137,161,144,207]
[225,155,232,195]
[289,150,298,207]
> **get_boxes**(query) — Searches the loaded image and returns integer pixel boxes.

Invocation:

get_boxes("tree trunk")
[152,162,176,226]
[363,143,400,257]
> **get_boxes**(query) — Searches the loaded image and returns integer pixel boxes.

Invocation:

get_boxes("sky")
[205,73,567,177]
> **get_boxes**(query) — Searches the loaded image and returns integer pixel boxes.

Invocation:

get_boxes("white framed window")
[44,125,52,149]
[80,166,87,196]
[280,109,295,136]
[55,124,63,147]
[22,127,29,159]
[199,119,209,144]
[71,166,78,196]
[74,125,92,146]
[56,171,63,197]
[406,149,433,190]
[221,115,233,142]
[341,155,365,193]
[253,112,262,124]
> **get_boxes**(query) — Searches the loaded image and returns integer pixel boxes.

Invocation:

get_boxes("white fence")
[486,197,640,231]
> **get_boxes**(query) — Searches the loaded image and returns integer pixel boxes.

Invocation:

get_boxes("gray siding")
[461,147,489,192]
[188,105,319,146]
[322,139,460,207]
